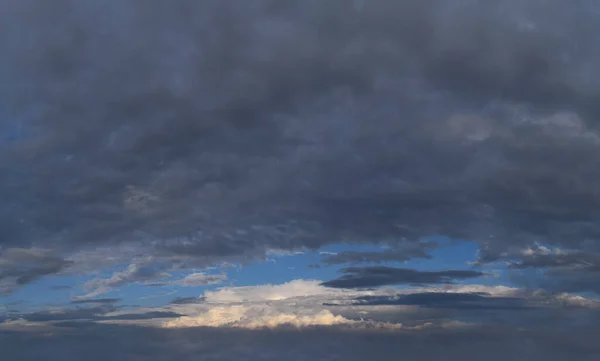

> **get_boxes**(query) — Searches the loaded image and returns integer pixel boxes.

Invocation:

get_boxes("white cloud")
[163,305,352,329]
[201,279,368,304]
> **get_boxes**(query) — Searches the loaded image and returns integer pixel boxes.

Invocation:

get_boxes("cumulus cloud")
[164,280,397,329]
[200,279,345,303]
[163,305,352,329]
[164,280,600,330]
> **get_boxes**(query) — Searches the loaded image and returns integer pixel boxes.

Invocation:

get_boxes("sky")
[2,0,600,360]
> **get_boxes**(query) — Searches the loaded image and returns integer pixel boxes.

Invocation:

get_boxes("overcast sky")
[2,1,600,360]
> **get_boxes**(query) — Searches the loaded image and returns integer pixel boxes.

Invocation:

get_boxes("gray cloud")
[339,292,531,310]
[0,248,73,295]
[174,273,227,287]
[49,285,71,291]
[321,267,484,289]
[511,253,600,269]
[102,311,183,321]
[7,306,182,323]
[78,262,170,298]
[496,245,600,293]
[17,306,117,323]
[70,298,121,305]
[1,322,600,361]
[169,296,206,305]
[320,242,436,265]
[512,266,600,294]
[1,0,600,295]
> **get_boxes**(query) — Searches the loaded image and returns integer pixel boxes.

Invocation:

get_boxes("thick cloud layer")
[2,0,600,279]
[4,1,600,358]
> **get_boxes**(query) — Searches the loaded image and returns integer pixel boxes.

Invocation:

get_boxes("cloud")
[2,0,600,297]
[321,267,485,289]
[77,262,171,298]
[49,285,71,291]
[102,311,183,321]
[163,305,353,329]
[342,292,531,310]
[495,244,600,293]
[16,306,116,323]
[169,296,206,305]
[164,280,400,329]
[320,242,436,265]
[200,279,354,304]
[5,305,182,324]
[174,273,227,287]
[4,3,600,357]
[70,298,121,305]
[0,248,73,295]
[4,277,600,340]
[3,320,600,361]
[75,269,226,299]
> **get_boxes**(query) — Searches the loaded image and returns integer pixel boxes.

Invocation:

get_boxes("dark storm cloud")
[321,267,484,289]
[2,0,600,293]
[320,242,436,265]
